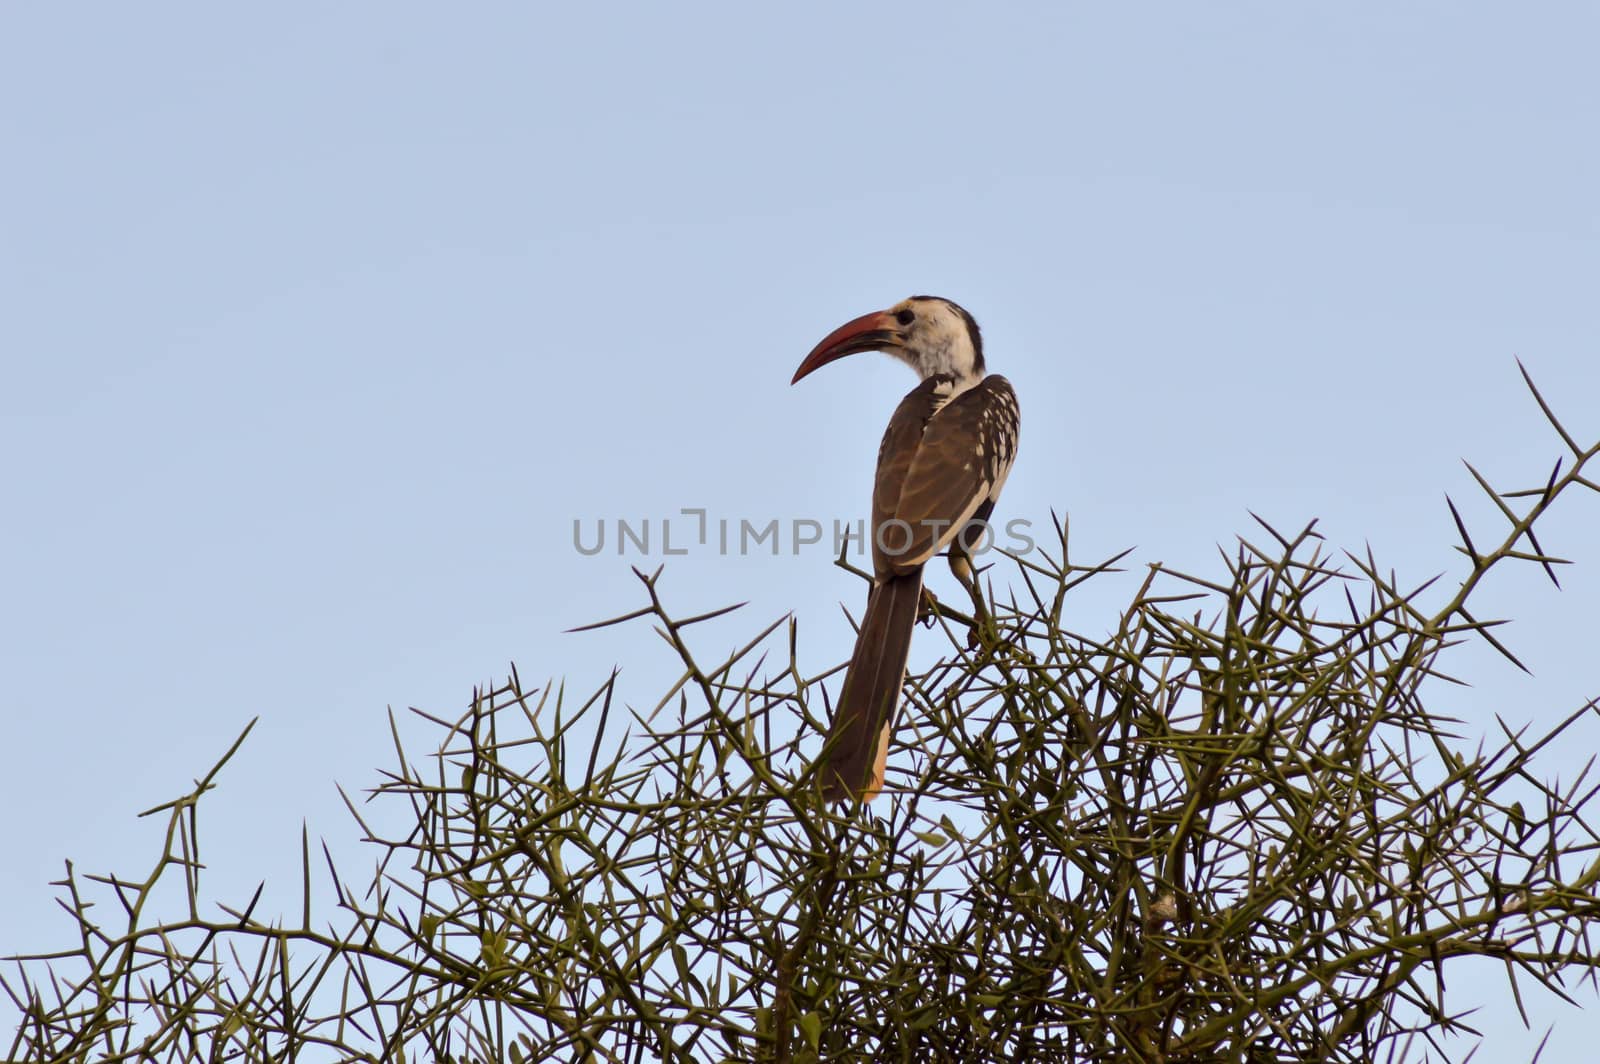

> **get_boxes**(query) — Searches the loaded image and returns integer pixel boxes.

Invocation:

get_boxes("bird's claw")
[966,609,1002,651]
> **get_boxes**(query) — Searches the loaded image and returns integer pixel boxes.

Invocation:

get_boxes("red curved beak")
[791,310,901,385]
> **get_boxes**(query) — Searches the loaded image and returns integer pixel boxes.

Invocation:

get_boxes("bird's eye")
[895,309,915,326]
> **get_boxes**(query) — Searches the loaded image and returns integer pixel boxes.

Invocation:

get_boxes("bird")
[791,296,1020,803]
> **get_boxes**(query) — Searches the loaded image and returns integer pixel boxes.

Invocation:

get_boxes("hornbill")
[792,296,1020,803]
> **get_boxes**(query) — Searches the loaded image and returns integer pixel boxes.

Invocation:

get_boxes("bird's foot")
[966,603,1001,651]
[918,587,943,626]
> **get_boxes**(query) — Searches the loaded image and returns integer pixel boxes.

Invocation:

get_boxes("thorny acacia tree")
[8,370,1600,1063]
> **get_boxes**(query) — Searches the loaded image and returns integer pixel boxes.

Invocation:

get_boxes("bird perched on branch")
[791,296,1020,802]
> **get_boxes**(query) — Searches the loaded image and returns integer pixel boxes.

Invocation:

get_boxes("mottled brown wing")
[879,376,1019,577]
[870,380,946,578]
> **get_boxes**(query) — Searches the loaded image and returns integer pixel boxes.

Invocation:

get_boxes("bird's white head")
[791,296,985,387]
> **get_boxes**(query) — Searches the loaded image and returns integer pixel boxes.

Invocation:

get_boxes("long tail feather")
[819,570,924,802]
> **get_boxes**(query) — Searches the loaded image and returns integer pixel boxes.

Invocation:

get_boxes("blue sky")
[4,3,1598,1055]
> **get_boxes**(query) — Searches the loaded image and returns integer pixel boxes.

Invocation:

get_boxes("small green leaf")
[672,943,694,987]
[798,1011,822,1050]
